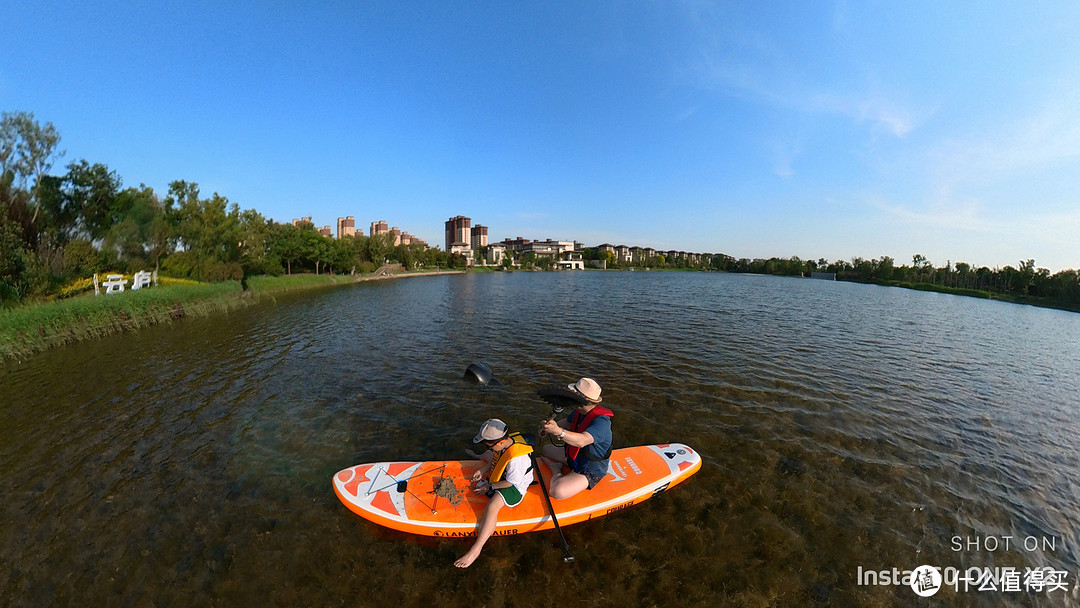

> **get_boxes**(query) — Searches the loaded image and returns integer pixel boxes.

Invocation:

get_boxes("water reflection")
[2,272,1079,606]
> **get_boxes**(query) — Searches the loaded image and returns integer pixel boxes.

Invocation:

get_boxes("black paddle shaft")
[530,385,583,563]
[530,451,574,563]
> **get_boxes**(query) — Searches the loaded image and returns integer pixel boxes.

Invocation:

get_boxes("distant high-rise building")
[337,216,356,238]
[318,225,332,237]
[471,225,488,250]
[400,232,428,247]
[292,216,312,227]
[370,220,389,236]
[445,215,471,251]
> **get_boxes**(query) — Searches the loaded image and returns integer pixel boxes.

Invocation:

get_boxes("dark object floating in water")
[536,385,588,412]
[463,362,499,385]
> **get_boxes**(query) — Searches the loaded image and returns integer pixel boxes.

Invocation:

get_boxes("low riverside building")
[557,251,585,270]
[500,237,531,254]
[486,243,507,266]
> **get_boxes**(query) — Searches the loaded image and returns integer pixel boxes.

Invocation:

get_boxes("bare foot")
[454,549,481,568]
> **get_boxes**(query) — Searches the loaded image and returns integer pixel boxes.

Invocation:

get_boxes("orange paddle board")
[332,443,701,537]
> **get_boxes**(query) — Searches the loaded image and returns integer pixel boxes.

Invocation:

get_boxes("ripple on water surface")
[2,271,1079,606]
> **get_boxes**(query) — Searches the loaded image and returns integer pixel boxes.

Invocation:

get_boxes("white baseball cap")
[473,418,508,443]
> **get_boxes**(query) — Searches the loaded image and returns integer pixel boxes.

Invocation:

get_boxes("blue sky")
[3,1,1078,271]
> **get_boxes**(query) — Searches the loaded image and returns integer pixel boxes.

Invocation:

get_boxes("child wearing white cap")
[454,418,534,568]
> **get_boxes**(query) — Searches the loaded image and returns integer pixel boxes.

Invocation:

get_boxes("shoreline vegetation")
[3,111,1078,361]
[5,265,1076,364]
[0,269,461,363]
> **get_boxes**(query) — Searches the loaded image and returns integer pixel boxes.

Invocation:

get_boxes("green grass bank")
[891,281,1080,313]
[0,273,371,363]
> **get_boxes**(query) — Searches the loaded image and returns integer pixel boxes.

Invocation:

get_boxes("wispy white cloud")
[677,2,922,140]
[770,139,800,179]
[673,105,699,123]
[806,88,915,139]
[857,83,1080,272]
[929,83,1080,189]
[867,195,992,232]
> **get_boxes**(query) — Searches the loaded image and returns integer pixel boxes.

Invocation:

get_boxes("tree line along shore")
[2,110,1078,361]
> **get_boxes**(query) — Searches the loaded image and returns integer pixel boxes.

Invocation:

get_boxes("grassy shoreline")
[0,270,461,363]
[887,280,1080,313]
[6,268,1072,364]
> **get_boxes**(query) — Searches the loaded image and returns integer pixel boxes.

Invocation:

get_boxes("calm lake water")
[2,271,1079,607]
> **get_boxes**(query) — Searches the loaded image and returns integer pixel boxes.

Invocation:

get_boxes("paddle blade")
[537,385,587,411]
[463,362,497,385]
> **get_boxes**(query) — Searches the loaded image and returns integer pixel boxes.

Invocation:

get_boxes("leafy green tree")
[270,223,306,274]
[101,185,166,268]
[27,174,71,273]
[1018,259,1036,296]
[0,111,63,226]
[875,256,895,282]
[449,252,468,269]
[0,197,28,301]
[367,232,394,266]
[343,234,372,265]
[326,237,354,274]
[237,209,276,276]
[955,262,972,289]
[62,160,121,241]
[168,182,242,280]
[61,238,98,277]
[300,227,328,274]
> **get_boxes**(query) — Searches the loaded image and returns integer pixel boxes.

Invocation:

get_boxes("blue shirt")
[567,412,612,478]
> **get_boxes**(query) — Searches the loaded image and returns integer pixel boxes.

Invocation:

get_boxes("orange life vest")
[488,432,534,484]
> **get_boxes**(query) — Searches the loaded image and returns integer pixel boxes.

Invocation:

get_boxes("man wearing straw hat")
[539,377,614,500]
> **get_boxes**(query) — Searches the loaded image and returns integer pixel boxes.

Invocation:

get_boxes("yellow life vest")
[488,433,533,484]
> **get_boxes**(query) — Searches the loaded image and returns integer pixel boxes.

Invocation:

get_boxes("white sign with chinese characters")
[94,271,158,296]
